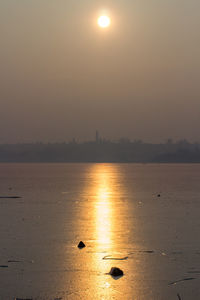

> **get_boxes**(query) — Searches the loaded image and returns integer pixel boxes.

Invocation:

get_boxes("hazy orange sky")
[0,0,200,143]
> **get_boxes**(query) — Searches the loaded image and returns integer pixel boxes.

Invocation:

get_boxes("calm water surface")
[0,163,200,299]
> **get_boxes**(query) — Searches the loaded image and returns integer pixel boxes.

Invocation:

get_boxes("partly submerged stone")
[109,267,124,277]
[77,241,86,249]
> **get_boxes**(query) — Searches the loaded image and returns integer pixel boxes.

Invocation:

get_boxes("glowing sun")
[98,15,111,28]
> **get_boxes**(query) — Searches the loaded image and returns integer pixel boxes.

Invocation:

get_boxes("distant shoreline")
[0,141,200,163]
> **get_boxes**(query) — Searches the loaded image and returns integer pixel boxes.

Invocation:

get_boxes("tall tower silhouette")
[95,130,99,144]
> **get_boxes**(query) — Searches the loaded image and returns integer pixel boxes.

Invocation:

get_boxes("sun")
[98,15,111,28]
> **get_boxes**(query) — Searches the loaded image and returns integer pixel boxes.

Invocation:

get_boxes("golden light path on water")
[94,168,113,248]
[70,164,140,299]
[85,164,130,299]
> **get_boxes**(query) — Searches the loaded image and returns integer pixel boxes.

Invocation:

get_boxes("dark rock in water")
[78,241,85,249]
[109,267,124,277]
[157,194,161,197]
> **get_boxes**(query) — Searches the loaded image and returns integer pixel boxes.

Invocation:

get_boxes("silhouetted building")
[95,130,100,144]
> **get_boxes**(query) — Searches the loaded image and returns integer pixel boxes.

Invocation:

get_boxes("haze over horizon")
[1,0,200,143]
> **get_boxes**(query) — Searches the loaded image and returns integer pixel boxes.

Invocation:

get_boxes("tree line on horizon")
[0,138,199,163]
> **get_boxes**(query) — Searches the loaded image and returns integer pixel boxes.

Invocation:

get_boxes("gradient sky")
[0,0,200,143]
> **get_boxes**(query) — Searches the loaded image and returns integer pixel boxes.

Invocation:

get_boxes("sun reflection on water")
[69,164,137,299]
[93,166,115,249]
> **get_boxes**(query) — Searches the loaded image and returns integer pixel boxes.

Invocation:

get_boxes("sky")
[0,0,200,143]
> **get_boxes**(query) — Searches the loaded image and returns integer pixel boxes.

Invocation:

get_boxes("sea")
[0,163,200,300]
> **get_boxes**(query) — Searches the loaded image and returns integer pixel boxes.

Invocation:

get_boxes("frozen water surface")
[0,163,200,299]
